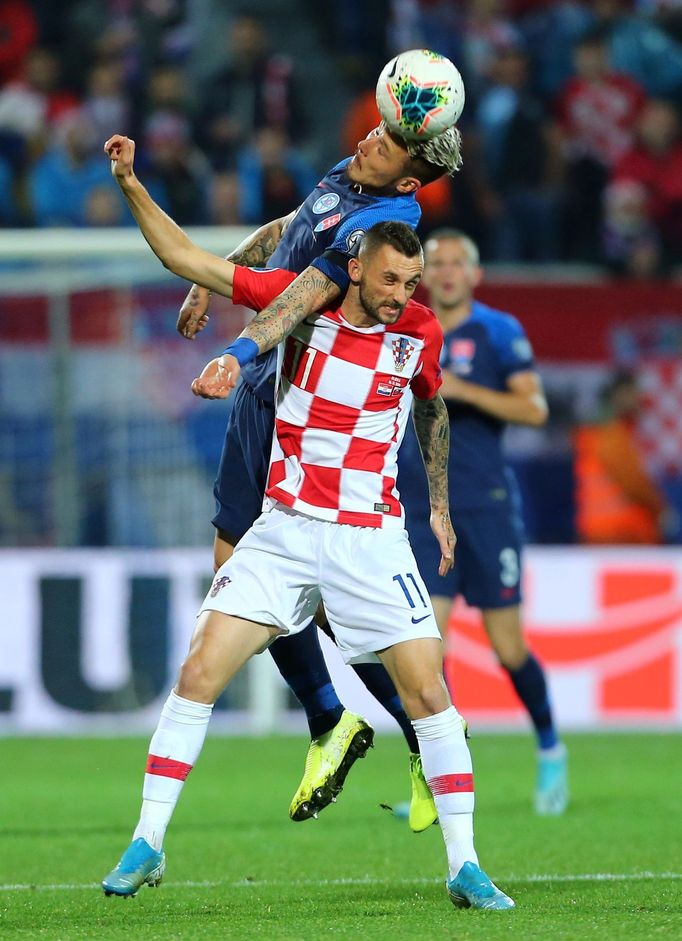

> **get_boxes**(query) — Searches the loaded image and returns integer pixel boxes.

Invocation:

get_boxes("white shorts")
[199,504,440,663]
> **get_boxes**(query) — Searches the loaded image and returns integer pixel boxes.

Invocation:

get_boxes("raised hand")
[104,134,136,180]
[178,284,211,340]
[191,354,241,399]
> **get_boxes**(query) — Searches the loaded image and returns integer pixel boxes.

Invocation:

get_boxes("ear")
[395,176,421,195]
[348,256,362,284]
[471,265,484,290]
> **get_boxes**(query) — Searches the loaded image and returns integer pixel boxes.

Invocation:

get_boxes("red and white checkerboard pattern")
[637,360,682,474]
[265,307,442,527]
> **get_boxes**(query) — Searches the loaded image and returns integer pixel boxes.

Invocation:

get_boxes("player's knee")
[176,653,217,703]
[402,674,449,719]
[493,638,528,671]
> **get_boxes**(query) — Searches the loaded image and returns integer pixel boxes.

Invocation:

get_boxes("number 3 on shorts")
[499,547,519,588]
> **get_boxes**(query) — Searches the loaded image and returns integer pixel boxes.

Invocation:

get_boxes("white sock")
[412,705,478,878]
[132,691,213,851]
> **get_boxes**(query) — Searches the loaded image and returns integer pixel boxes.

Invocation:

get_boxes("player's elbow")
[527,397,549,427]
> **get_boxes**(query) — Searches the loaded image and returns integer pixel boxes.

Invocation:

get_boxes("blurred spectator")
[556,30,646,260]
[235,127,317,225]
[589,0,682,96]
[83,183,128,226]
[196,13,305,171]
[26,108,117,227]
[573,370,672,544]
[460,0,524,104]
[141,110,208,225]
[0,151,14,222]
[517,1,593,100]
[340,70,381,158]
[0,0,37,84]
[207,170,240,226]
[473,45,563,260]
[0,46,79,169]
[612,99,682,265]
[601,179,662,277]
[81,59,130,144]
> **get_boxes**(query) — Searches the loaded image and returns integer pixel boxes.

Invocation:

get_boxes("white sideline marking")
[1,872,681,893]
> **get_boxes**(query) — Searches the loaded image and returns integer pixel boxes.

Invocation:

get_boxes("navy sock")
[505,653,558,749]
[352,662,419,754]
[268,622,344,739]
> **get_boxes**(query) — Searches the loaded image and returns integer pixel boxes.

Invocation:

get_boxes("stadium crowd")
[0,0,681,273]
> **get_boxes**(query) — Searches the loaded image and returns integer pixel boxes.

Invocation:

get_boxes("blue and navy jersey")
[399,300,535,512]
[239,157,421,400]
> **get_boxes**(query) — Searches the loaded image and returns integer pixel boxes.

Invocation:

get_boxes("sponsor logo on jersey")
[314,212,342,233]
[449,338,475,374]
[345,228,365,252]
[210,574,232,597]
[392,336,415,372]
[312,192,340,214]
[512,336,533,361]
[374,502,392,513]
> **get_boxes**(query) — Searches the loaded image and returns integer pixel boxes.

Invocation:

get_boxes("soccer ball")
[375,49,465,141]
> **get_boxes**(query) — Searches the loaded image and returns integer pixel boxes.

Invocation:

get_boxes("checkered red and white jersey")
[232,266,443,528]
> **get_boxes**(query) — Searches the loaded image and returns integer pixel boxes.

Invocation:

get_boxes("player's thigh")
[321,525,440,664]
[454,508,524,610]
[201,506,322,636]
[178,610,280,702]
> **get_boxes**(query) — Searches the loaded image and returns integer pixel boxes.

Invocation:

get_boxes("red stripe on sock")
[145,754,193,781]
[428,772,474,795]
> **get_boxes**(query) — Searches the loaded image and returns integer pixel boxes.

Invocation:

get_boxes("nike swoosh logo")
[387,58,398,78]
[411,614,431,624]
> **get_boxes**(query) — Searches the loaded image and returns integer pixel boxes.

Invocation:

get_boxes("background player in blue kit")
[177,122,462,826]
[398,229,569,816]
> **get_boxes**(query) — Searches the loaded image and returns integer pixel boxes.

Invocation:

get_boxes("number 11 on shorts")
[392,572,427,609]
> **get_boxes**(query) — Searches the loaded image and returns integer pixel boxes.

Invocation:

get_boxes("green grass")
[0,733,680,940]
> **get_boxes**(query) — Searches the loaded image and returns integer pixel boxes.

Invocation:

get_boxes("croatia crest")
[392,336,415,372]
[210,574,232,597]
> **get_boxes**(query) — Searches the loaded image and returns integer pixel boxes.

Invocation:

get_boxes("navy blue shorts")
[212,382,275,540]
[405,505,524,609]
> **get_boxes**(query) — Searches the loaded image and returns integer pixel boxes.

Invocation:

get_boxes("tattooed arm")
[190,266,341,400]
[412,393,456,575]
[177,211,296,339]
[240,265,339,351]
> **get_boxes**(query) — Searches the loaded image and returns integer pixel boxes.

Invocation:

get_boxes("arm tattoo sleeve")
[226,219,284,267]
[241,269,340,352]
[412,394,450,509]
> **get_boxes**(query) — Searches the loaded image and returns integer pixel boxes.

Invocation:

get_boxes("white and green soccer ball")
[376,49,465,141]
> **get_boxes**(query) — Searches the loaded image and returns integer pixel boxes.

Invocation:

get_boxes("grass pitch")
[0,732,680,940]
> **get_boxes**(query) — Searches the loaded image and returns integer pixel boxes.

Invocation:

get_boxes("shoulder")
[400,300,443,342]
[472,301,525,337]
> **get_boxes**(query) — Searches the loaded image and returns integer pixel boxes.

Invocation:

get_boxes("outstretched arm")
[177,210,296,339]
[104,134,237,298]
[412,394,456,576]
[441,369,548,426]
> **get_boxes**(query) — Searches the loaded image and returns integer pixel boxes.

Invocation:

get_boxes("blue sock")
[505,654,558,750]
[352,662,419,754]
[268,622,344,739]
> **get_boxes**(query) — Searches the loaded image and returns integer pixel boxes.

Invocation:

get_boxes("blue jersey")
[399,300,535,512]
[239,157,421,400]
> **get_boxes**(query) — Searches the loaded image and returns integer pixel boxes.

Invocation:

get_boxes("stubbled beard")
[358,282,404,324]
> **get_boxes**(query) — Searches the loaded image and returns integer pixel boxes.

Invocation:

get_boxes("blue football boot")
[102,838,166,897]
[535,743,569,816]
[447,861,515,911]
